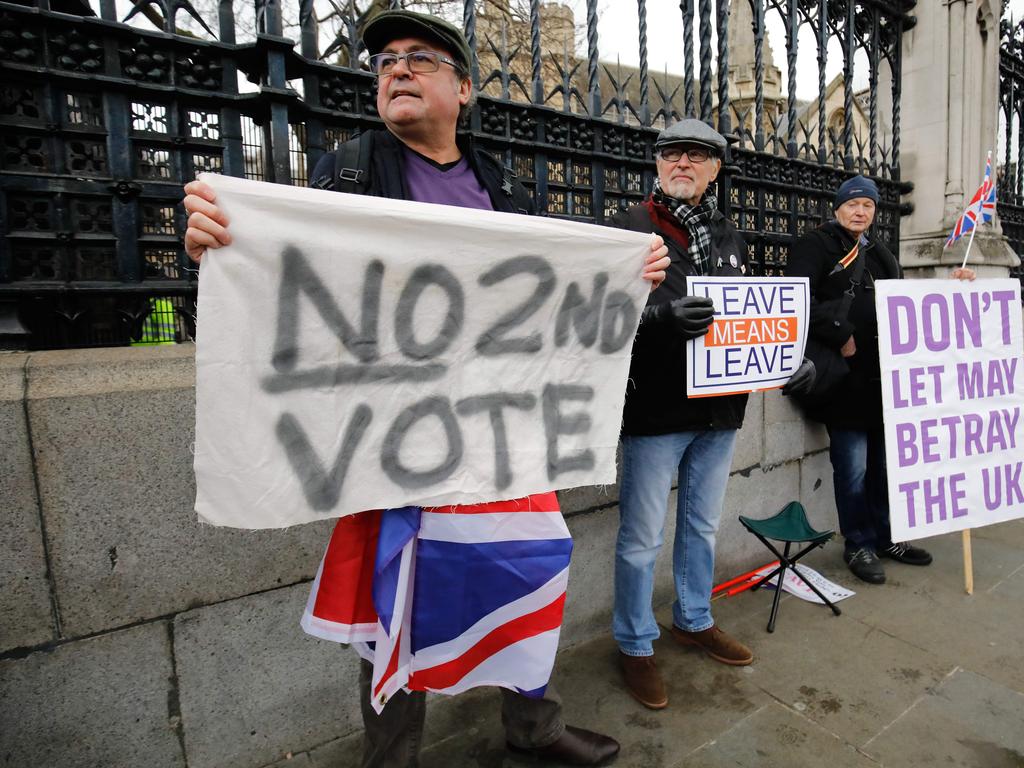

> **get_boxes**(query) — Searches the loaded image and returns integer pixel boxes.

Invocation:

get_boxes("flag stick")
[959,149,992,271]
[959,220,978,271]
[962,529,974,595]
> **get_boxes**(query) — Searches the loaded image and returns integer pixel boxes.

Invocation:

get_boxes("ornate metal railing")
[999,14,1024,286]
[0,0,914,349]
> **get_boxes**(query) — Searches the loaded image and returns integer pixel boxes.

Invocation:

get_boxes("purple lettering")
[892,370,909,409]
[952,292,982,349]
[957,362,984,400]
[888,295,918,355]
[963,413,984,455]
[940,416,961,459]
[991,290,1016,345]
[898,480,919,527]
[986,413,1009,453]
[921,294,951,352]
[908,367,928,406]
[1007,462,1024,505]
[919,419,940,463]
[926,366,944,404]
[896,422,918,467]
[950,472,968,518]
[922,476,949,523]
[983,465,1003,511]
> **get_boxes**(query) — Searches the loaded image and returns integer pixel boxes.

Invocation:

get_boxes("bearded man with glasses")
[183,9,670,768]
[608,119,815,710]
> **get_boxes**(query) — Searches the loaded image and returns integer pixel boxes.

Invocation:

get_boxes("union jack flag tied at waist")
[301,492,571,712]
[945,152,997,248]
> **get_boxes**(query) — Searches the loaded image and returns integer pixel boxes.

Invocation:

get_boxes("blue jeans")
[614,430,738,657]
[827,427,892,553]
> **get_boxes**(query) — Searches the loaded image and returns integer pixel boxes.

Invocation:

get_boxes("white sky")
[92,0,1024,106]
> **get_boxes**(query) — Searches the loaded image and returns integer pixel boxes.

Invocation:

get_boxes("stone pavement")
[285,519,1024,768]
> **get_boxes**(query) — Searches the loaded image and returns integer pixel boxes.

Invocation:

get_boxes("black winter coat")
[611,202,751,435]
[784,220,902,428]
[309,130,533,215]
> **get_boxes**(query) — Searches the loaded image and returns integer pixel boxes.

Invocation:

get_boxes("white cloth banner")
[685,276,809,397]
[193,173,653,529]
[876,279,1024,542]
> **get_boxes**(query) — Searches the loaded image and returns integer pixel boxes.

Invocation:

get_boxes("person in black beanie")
[785,175,974,584]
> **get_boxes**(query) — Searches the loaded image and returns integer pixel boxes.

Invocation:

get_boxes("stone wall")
[0,346,837,768]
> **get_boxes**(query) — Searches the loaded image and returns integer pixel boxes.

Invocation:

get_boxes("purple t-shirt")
[402,146,493,211]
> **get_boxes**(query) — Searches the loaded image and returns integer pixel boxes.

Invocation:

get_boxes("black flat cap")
[361,10,472,73]
[655,118,727,154]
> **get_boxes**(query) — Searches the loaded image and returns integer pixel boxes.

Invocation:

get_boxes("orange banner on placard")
[705,316,798,347]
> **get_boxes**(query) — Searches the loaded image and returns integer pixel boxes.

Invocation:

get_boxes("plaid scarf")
[652,180,718,276]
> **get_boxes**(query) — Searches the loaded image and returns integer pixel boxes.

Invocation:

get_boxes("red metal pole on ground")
[711,560,779,595]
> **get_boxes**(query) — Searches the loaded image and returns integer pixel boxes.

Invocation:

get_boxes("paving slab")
[174,583,362,768]
[863,668,1024,767]
[0,620,183,768]
[0,352,53,651]
[677,701,878,768]
[721,593,955,748]
[418,632,772,768]
[826,535,1024,695]
[307,733,363,768]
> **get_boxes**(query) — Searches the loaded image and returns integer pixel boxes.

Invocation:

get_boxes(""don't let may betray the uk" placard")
[877,279,1024,542]
[193,174,654,529]
[686,276,809,397]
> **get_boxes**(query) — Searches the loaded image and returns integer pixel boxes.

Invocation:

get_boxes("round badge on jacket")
[729,254,738,268]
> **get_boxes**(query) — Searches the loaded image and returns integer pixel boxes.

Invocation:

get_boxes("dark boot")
[619,652,668,709]
[670,624,753,666]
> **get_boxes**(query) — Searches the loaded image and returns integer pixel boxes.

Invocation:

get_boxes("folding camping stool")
[739,501,842,633]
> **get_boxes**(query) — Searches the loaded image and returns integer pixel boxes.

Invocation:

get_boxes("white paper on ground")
[752,563,856,604]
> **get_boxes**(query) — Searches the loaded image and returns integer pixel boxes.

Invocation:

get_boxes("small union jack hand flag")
[945,152,997,248]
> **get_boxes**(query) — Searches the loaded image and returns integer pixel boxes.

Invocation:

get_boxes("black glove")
[641,296,715,339]
[782,357,816,396]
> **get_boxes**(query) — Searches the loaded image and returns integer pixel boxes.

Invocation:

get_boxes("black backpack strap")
[310,132,373,194]
[339,131,374,194]
[837,241,867,321]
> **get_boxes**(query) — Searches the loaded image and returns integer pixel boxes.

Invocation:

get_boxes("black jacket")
[309,130,533,215]
[611,201,751,435]
[784,220,901,428]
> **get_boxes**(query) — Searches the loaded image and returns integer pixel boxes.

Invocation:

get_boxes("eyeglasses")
[658,146,713,164]
[368,51,462,77]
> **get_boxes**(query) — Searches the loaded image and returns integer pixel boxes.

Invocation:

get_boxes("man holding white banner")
[183,9,669,768]
[608,119,815,710]
[786,175,975,585]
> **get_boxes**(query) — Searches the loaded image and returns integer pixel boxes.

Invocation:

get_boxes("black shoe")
[880,542,933,566]
[844,547,886,584]
[507,725,620,766]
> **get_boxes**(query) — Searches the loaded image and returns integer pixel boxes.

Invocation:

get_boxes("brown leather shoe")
[507,725,620,766]
[619,652,668,709]
[670,624,753,666]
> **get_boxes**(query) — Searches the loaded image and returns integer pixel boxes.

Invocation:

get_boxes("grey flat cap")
[655,118,727,153]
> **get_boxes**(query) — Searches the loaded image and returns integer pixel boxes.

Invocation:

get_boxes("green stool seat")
[739,501,833,545]
[738,501,841,633]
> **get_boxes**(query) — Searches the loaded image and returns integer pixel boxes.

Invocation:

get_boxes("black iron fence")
[999,13,1024,285]
[0,0,914,349]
